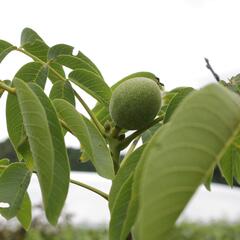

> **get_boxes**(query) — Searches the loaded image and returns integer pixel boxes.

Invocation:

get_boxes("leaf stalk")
[70,179,108,201]
[0,81,16,94]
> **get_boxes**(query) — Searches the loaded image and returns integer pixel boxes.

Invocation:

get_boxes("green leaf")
[219,146,235,186]
[53,99,114,179]
[29,83,70,225]
[164,87,194,123]
[218,132,240,185]
[137,84,240,240]
[21,28,45,46]
[92,72,159,124]
[141,123,162,143]
[13,78,55,222]
[204,168,214,191]
[219,143,240,186]
[161,87,193,115]
[55,54,101,77]
[6,63,48,161]
[79,146,90,162]
[0,163,31,219]
[161,92,177,114]
[233,148,240,183]
[48,44,73,60]
[17,134,34,169]
[6,93,25,160]
[48,44,102,77]
[49,80,75,106]
[6,96,33,166]
[15,62,48,89]
[119,125,169,240]
[20,28,49,61]
[109,146,145,240]
[109,175,133,240]
[109,145,145,211]
[0,40,16,63]
[77,50,102,78]
[17,193,32,230]
[92,104,109,125]
[69,69,111,105]
[47,62,66,84]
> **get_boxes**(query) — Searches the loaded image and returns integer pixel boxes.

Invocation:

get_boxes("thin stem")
[59,119,73,134]
[16,47,105,135]
[108,126,122,174]
[0,81,16,94]
[73,89,105,135]
[112,143,121,174]
[70,179,108,201]
[120,115,164,150]
[17,48,46,65]
[34,171,109,201]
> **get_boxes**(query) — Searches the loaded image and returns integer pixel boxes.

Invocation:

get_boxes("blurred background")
[1,0,240,239]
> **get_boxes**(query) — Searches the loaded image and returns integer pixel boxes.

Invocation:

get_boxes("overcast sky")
[1,0,240,147]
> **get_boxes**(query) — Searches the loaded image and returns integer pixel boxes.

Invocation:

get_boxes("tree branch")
[204,58,220,82]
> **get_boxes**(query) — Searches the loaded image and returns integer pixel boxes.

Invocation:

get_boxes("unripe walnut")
[109,77,161,130]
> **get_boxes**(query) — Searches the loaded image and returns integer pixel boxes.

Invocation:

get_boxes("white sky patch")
[0,0,240,147]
